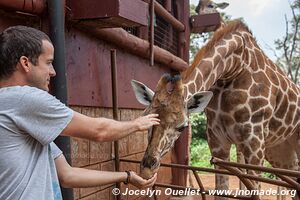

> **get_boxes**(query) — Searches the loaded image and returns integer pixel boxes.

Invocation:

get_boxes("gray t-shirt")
[0,86,73,200]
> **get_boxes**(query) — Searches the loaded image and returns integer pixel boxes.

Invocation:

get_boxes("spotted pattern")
[182,20,300,197]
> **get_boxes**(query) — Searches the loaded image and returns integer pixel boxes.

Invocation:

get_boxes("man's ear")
[131,80,154,106]
[186,91,213,113]
[19,56,30,73]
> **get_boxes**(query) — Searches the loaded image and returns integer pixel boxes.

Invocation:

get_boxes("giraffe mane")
[182,20,252,80]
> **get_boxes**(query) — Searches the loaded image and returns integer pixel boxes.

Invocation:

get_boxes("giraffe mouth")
[140,155,161,179]
[140,165,160,179]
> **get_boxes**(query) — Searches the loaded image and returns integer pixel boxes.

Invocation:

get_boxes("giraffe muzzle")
[140,156,160,179]
[141,155,160,169]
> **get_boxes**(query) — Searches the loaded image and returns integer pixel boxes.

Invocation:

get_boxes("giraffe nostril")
[141,156,159,169]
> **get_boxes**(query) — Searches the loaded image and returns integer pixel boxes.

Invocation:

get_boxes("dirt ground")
[170,174,294,200]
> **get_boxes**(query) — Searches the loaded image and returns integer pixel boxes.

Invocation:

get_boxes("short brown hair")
[0,26,52,79]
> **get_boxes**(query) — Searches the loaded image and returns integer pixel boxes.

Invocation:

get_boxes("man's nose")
[49,65,56,77]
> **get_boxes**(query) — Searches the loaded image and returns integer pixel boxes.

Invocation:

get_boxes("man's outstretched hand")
[130,172,157,189]
[134,114,160,131]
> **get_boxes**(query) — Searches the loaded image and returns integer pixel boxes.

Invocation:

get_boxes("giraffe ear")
[131,80,154,106]
[216,2,229,9]
[186,91,213,113]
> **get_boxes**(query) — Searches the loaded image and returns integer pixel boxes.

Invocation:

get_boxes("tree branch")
[288,2,300,62]
[294,60,300,84]
[283,14,294,80]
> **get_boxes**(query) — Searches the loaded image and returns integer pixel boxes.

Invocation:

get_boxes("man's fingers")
[147,115,160,119]
[152,118,160,122]
[145,173,157,184]
[136,114,160,131]
[151,121,160,125]
[142,114,160,126]
[139,174,157,189]
[146,114,160,123]
[146,114,159,118]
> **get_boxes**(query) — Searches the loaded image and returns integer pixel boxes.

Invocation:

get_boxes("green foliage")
[189,113,207,140]
[190,3,197,16]
[189,4,211,62]
[274,0,300,85]
[189,4,233,62]
[190,139,275,178]
[190,139,237,168]
[190,33,211,62]
[190,139,212,168]
[261,160,275,179]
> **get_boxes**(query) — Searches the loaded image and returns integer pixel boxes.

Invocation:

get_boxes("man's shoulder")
[0,85,46,94]
[20,86,47,93]
[0,86,55,103]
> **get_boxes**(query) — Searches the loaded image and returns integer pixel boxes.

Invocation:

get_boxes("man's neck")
[0,74,27,88]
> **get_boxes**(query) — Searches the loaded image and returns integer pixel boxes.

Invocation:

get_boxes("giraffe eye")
[175,125,188,132]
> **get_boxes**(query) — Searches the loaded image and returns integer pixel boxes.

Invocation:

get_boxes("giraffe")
[132,20,300,199]
[196,0,250,190]
[195,0,229,15]
[196,0,229,37]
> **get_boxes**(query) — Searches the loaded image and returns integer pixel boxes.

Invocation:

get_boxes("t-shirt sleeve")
[14,87,74,145]
[50,142,63,159]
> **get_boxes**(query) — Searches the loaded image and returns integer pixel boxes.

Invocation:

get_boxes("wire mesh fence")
[123,0,180,56]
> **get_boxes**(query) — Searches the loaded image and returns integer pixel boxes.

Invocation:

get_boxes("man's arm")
[61,112,159,142]
[55,154,157,189]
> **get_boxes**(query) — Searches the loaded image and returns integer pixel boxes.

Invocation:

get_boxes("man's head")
[0,26,55,91]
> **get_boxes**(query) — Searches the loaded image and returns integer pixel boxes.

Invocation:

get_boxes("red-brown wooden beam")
[68,0,148,28]
[75,22,188,71]
[190,13,221,33]
[0,0,46,14]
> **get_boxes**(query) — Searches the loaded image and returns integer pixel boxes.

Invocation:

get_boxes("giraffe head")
[131,74,213,179]
[195,0,229,14]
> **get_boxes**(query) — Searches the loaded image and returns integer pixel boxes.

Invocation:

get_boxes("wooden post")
[149,0,155,66]
[171,0,189,188]
[111,49,120,200]
[164,0,172,12]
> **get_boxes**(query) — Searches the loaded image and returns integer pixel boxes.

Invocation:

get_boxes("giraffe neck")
[183,23,248,98]
[219,20,226,28]
[183,21,300,132]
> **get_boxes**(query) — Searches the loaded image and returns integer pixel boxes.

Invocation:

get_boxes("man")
[0,26,159,200]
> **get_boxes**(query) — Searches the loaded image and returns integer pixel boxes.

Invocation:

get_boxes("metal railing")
[110,51,299,199]
[120,157,300,199]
